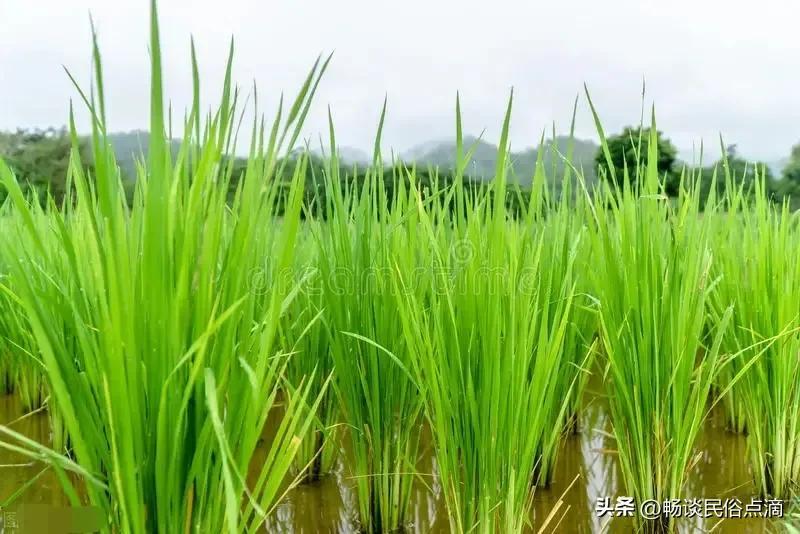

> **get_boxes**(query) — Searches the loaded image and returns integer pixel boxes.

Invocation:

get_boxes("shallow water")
[0,395,71,506]
[0,384,782,532]
[269,382,775,533]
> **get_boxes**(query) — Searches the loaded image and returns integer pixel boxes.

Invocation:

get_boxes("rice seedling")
[530,114,600,447]
[713,349,749,434]
[0,212,13,395]
[784,497,800,532]
[2,1,799,530]
[560,290,598,437]
[704,192,751,436]
[0,2,331,531]
[0,210,77,458]
[708,172,800,499]
[0,209,54,413]
[278,236,340,484]
[392,94,583,533]
[510,137,599,488]
[586,103,732,532]
[0,268,47,413]
[538,148,599,461]
[306,117,425,532]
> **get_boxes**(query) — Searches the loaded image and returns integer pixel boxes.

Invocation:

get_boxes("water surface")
[0,384,781,532]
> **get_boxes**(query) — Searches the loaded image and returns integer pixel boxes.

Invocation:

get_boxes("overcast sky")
[1,0,798,161]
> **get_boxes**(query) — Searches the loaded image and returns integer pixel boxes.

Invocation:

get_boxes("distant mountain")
[402,136,499,177]
[107,132,373,178]
[309,145,372,166]
[400,135,600,188]
[104,131,182,180]
[101,131,601,189]
[338,146,372,166]
[678,148,790,179]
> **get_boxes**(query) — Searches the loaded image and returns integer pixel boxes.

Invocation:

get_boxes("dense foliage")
[0,128,93,205]
[594,126,678,191]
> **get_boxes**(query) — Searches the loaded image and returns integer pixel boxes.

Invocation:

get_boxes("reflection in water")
[0,395,69,505]
[0,384,779,533]
[530,391,617,533]
[266,379,774,533]
[265,467,354,533]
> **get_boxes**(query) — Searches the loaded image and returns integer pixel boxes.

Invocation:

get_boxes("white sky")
[1,0,798,161]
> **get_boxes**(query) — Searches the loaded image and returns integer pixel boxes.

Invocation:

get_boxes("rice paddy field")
[1,3,800,533]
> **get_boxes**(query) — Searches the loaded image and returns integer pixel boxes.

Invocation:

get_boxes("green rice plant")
[0,210,51,413]
[784,496,800,532]
[0,204,78,454]
[0,214,21,393]
[560,290,598,438]
[532,115,599,447]
[278,236,340,484]
[393,94,582,533]
[0,281,46,412]
[307,119,424,532]
[708,172,800,499]
[0,213,13,396]
[715,362,749,434]
[586,103,732,532]
[0,261,22,397]
[542,155,599,457]
[704,190,750,436]
[522,164,599,488]
[0,303,18,396]
[0,1,330,531]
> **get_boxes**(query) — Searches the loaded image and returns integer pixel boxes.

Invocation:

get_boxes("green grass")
[0,1,330,531]
[278,235,339,483]
[391,94,585,533]
[1,3,799,533]
[0,215,47,412]
[587,107,732,532]
[0,206,69,442]
[709,175,800,499]
[306,122,425,532]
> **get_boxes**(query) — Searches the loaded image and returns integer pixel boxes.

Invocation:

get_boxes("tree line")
[595,127,800,209]
[2,127,800,211]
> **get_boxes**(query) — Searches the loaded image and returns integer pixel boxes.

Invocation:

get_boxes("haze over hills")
[106,131,375,178]
[104,131,600,188]
[400,135,600,186]
[677,147,788,177]
[106,131,182,180]
[308,145,372,166]
[102,130,789,185]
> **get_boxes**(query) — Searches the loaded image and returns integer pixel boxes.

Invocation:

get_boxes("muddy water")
[0,395,71,505]
[0,386,780,533]
[270,381,775,533]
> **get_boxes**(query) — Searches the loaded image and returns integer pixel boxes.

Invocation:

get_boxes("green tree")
[695,145,774,208]
[782,143,800,183]
[722,144,773,185]
[595,126,678,193]
[769,143,800,210]
[0,127,92,205]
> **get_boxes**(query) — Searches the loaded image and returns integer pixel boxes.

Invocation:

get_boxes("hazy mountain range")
[104,131,788,185]
[399,135,600,186]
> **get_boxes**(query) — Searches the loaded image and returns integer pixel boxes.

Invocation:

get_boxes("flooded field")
[0,378,785,532]
[0,395,70,507]
[264,380,775,532]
